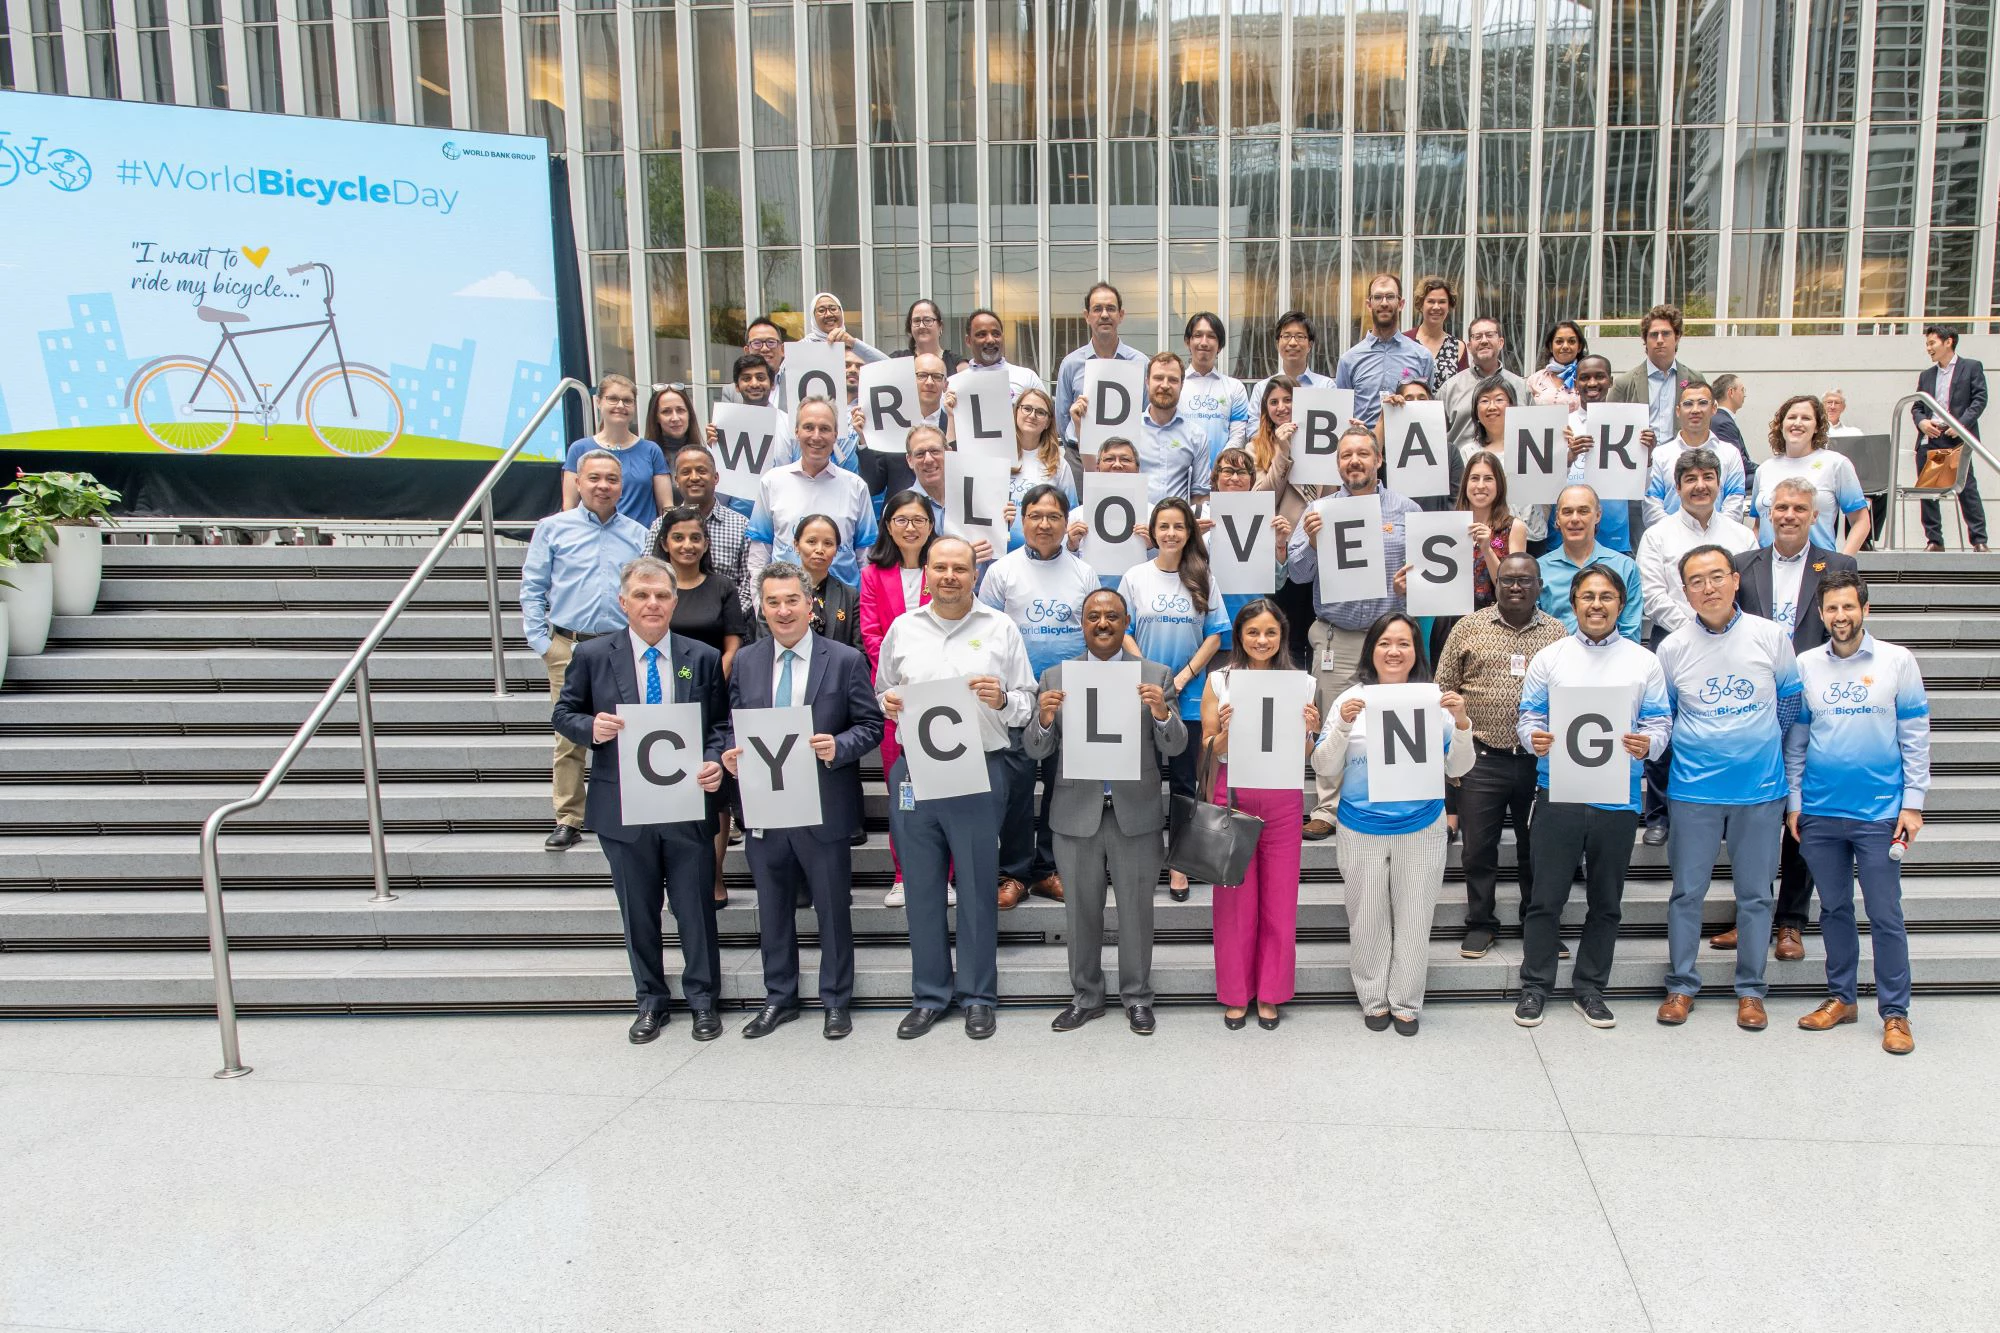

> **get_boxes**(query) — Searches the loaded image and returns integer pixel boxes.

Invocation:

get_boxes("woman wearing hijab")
[806,292,889,365]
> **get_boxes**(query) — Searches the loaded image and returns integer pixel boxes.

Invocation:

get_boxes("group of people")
[522,278,1941,1056]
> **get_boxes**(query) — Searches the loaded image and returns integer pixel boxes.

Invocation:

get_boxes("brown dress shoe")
[1773,926,1806,961]
[1797,998,1858,1030]
[1708,927,1739,950]
[1737,997,1769,1030]
[1883,1016,1915,1054]
[996,877,1028,910]
[1302,817,1335,841]
[1656,993,1694,1025]
[1030,873,1064,903]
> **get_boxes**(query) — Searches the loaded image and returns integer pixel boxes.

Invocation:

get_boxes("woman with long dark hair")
[642,384,703,464]
[1525,319,1588,410]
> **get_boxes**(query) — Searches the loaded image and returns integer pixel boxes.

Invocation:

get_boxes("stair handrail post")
[192,378,591,1077]
[482,493,506,697]
[1887,391,1994,551]
[355,659,396,904]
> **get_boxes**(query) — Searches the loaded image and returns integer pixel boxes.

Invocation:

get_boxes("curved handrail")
[1885,391,1995,550]
[197,378,590,1077]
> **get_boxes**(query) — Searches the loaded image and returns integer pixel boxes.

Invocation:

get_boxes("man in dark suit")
[1913,323,1989,550]
[1716,478,1861,961]
[723,561,884,1041]
[1023,588,1188,1035]
[553,556,729,1044]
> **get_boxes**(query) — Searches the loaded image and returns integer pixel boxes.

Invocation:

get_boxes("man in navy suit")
[1913,323,1989,550]
[723,561,884,1041]
[553,556,730,1044]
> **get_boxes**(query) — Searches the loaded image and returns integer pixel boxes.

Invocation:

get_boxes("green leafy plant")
[0,506,57,564]
[5,469,122,527]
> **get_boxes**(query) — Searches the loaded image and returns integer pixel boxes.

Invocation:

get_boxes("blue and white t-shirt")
[745,461,880,589]
[1785,634,1932,823]
[1656,611,1803,806]
[1318,684,1473,835]
[977,546,1099,679]
[1749,451,1870,551]
[1516,632,1674,812]
[1180,368,1254,465]
[1118,560,1230,720]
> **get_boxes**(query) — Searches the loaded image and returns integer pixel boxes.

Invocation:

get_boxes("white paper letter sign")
[1079,472,1152,577]
[1058,659,1142,782]
[945,453,1011,549]
[784,341,846,429]
[1548,684,1635,806]
[616,703,708,825]
[1383,400,1451,499]
[949,368,1016,463]
[1289,386,1357,487]
[1312,493,1388,605]
[1583,402,1650,501]
[710,402,783,502]
[1208,490,1277,596]
[1363,683,1444,803]
[1403,510,1473,618]
[1080,360,1145,456]
[858,358,921,452]
[897,677,993,799]
[1225,670,1315,791]
[733,705,822,829]
[1504,405,1571,506]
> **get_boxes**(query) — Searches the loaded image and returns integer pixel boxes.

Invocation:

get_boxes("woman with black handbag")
[1198,599,1320,1030]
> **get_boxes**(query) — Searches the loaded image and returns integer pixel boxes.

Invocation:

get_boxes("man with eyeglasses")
[1336,274,1436,429]
[1054,282,1147,446]
[957,307,1046,402]
[1609,304,1703,451]
[896,424,997,567]
[856,357,950,514]
[1433,553,1567,959]
[1654,544,1801,1033]
[1179,311,1253,465]
[1642,379,1747,529]
[1251,309,1334,414]
[717,316,790,411]
[1439,316,1528,450]
[1065,436,1147,589]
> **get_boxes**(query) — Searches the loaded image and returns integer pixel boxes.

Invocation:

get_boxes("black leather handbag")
[1165,739,1266,887]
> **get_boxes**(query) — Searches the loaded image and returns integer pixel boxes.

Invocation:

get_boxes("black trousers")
[1274,576,1318,668]
[1919,444,1988,545]
[601,823,722,1012]
[999,730,1059,885]
[1520,793,1639,999]
[1772,823,1817,931]
[746,826,855,1008]
[1162,716,1206,803]
[1457,742,1539,933]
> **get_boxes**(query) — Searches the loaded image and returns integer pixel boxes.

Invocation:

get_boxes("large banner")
[0,92,562,464]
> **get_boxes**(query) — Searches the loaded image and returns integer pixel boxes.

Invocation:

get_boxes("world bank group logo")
[441,141,463,161]
[0,132,92,192]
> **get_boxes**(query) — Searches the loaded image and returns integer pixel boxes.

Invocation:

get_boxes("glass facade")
[5,0,1994,385]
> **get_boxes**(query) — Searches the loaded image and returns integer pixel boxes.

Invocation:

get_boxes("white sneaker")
[883,881,906,908]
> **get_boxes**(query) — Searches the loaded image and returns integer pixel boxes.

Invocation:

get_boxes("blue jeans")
[1665,796,1785,998]
[1796,813,1912,1017]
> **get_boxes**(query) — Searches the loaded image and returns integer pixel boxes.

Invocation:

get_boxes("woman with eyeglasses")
[1248,374,1319,664]
[560,373,674,530]
[1001,387,1081,547]
[805,291,887,364]
[891,298,963,375]
[860,490,942,908]
[1200,446,1294,629]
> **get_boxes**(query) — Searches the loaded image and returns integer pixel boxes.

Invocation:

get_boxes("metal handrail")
[1885,391,1998,550]
[196,378,591,1078]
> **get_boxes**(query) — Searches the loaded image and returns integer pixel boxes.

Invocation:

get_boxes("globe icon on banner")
[44,148,91,191]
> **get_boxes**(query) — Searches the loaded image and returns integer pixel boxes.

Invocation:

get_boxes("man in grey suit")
[1023,588,1189,1035]
[1607,303,1702,544]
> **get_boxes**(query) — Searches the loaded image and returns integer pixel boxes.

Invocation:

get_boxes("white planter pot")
[0,561,52,656]
[50,524,105,617]
[0,601,9,688]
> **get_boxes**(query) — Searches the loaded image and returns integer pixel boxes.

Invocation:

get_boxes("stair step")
[1,649,545,694]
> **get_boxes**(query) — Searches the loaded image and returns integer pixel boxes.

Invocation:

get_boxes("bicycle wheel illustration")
[130,358,242,453]
[300,365,403,457]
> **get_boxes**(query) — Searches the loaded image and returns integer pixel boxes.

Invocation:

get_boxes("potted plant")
[0,561,12,687]
[6,469,121,616]
[0,508,55,657]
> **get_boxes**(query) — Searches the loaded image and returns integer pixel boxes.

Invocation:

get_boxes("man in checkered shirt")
[647,442,752,610]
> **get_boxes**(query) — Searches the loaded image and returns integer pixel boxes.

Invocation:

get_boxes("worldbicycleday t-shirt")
[1517,633,1673,812]
[1655,611,1802,805]
[1118,561,1230,719]
[1790,635,1932,823]
[976,547,1099,679]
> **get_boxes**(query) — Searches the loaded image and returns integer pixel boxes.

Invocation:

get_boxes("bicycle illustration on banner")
[126,262,405,457]
[0,131,94,191]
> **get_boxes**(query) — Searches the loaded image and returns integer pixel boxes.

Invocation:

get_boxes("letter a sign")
[617,703,707,824]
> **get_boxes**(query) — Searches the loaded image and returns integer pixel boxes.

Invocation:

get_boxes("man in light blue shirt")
[1536,485,1644,643]
[520,449,650,848]
[1251,309,1333,413]
[1054,281,1147,444]
[1335,274,1436,427]
[1785,570,1929,1054]
[1179,311,1253,464]
[1134,352,1212,504]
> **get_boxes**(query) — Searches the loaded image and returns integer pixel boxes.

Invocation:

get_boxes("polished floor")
[2,997,1991,1332]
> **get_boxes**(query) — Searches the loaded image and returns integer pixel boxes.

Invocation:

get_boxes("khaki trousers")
[1306,620,1366,823]
[543,635,588,827]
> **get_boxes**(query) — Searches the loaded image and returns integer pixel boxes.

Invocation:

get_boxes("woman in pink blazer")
[859,489,935,906]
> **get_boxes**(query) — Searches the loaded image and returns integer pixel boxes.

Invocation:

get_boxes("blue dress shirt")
[519,504,651,655]
[1335,333,1437,426]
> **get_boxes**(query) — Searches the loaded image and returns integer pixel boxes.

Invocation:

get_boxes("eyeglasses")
[746,337,781,350]
[1684,573,1734,592]
[916,372,948,384]
[1216,465,1251,478]
[651,381,692,393]
[909,315,940,328]
[1495,575,1537,588]
[1277,332,1310,345]
[1017,405,1051,421]
[889,515,931,529]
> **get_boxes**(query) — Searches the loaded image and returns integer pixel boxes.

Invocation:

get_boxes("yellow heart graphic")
[241,246,271,268]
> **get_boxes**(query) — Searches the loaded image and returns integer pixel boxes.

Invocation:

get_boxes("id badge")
[1509,653,1527,678]
[899,780,916,811]
[1320,643,1341,673]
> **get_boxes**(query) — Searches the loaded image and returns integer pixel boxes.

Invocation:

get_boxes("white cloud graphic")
[453,270,551,301]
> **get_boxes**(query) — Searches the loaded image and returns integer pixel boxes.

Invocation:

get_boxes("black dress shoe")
[1392,1012,1420,1036]
[544,823,583,850]
[849,830,868,847]
[1051,1003,1105,1032]
[1256,1007,1281,1031]
[741,1004,801,1039]
[1363,1010,1392,1032]
[897,1006,943,1039]
[964,1003,997,1039]
[1642,824,1668,846]
[1169,886,1191,902]
[823,1007,852,1040]
[690,1008,723,1041]
[1223,1009,1248,1031]
[1127,1004,1156,1035]
[628,1009,669,1044]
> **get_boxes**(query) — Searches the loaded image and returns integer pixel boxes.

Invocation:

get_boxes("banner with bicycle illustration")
[0,91,564,465]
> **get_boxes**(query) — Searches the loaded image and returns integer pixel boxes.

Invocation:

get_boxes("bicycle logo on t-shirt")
[1698,674,1758,705]
[1823,679,1870,705]
[1025,597,1080,625]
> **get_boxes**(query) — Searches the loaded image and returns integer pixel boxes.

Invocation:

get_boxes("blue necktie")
[643,646,662,705]
[776,648,797,707]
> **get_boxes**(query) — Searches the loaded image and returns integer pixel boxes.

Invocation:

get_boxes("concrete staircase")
[4,543,1999,1015]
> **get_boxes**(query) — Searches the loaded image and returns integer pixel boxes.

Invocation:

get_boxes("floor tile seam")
[0,1063,650,1104]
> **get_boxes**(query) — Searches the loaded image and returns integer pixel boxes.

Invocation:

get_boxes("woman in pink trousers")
[859,489,934,907]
